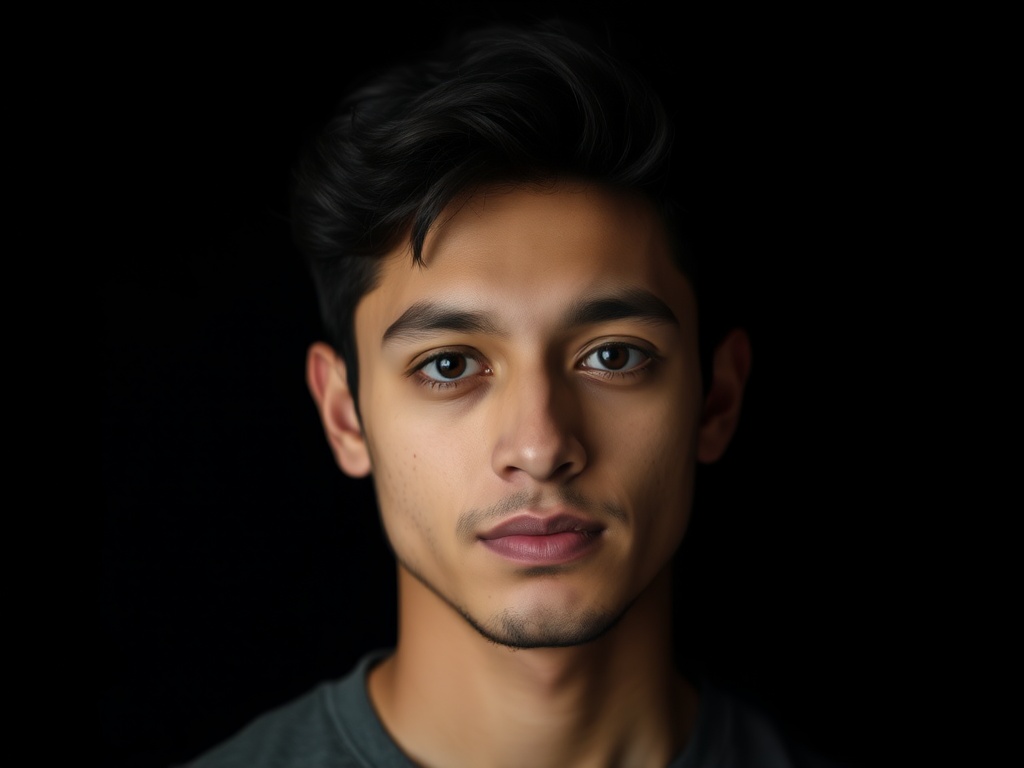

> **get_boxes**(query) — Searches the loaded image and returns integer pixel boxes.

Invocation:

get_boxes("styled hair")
[290,19,713,403]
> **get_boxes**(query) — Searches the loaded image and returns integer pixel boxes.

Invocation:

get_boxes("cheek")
[365,402,482,570]
[633,414,698,522]
[587,388,700,552]
[364,419,436,565]
[591,380,700,479]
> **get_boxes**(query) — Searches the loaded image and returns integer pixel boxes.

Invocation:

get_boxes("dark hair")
[291,19,713,405]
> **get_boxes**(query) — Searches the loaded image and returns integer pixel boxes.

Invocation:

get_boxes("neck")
[368,564,697,768]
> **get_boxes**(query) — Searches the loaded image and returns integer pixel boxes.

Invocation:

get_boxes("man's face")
[352,181,704,648]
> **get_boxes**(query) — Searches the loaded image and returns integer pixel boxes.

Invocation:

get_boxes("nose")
[490,367,587,484]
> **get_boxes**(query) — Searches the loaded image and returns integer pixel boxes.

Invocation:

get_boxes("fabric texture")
[186,650,835,768]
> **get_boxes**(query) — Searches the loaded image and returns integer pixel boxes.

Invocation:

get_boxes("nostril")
[551,459,580,482]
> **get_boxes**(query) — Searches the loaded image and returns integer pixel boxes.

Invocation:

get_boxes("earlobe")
[697,328,753,464]
[306,342,372,477]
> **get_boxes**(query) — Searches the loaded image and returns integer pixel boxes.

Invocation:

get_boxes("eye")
[417,351,485,382]
[579,344,652,374]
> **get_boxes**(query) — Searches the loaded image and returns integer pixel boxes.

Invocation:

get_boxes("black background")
[104,5,927,766]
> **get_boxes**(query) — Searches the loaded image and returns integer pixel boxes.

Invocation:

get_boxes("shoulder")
[673,679,851,768]
[181,650,406,768]
[184,681,346,768]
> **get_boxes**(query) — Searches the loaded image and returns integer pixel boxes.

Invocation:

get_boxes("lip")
[478,513,604,565]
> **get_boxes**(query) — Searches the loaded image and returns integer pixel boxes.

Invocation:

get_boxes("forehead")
[355,181,694,338]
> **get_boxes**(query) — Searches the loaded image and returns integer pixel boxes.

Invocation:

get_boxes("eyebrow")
[382,302,505,345]
[562,288,679,328]
[381,287,678,347]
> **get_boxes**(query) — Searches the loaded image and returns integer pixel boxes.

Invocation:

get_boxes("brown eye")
[435,353,467,378]
[596,346,629,370]
[420,352,481,382]
[581,344,650,373]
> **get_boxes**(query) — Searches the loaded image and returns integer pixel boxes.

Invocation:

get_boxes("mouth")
[477,513,605,565]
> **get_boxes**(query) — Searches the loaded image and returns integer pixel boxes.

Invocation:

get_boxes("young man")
[189,19,834,768]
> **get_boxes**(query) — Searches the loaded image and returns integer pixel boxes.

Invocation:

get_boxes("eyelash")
[578,343,657,379]
[408,342,658,392]
[410,350,491,391]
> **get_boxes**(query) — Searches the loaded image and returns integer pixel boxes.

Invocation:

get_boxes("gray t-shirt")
[187,650,834,767]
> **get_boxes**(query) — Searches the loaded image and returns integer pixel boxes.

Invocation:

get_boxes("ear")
[697,328,753,464]
[306,342,372,477]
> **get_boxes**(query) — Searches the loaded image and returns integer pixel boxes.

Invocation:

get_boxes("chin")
[401,555,637,649]
[460,601,633,649]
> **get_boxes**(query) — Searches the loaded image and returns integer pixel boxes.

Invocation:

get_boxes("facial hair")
[397,487,634,649]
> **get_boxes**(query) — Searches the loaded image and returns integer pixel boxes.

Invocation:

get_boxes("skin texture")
[307,180,751,767]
